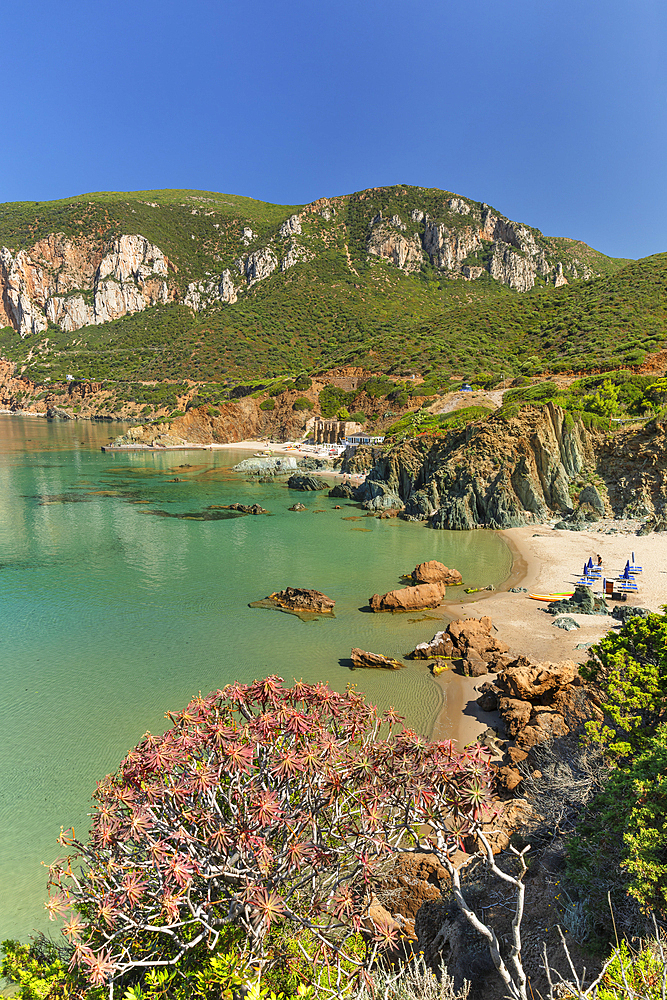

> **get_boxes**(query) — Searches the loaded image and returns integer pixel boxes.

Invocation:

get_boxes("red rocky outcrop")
[369,582,446,612]
[410,560,463,586]
[409,616,511,676]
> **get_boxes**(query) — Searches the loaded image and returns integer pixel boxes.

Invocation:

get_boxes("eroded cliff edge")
[354,403,667,527]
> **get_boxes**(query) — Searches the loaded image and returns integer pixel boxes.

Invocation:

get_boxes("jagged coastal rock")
[286,474,328,491]
[352,406,667,529]
[476,653,603,793]
[350,648,405,670]
[408,616,511,676]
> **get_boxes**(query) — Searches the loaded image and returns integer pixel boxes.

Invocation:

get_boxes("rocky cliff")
[0,234,176,337]
[355,405,667,528]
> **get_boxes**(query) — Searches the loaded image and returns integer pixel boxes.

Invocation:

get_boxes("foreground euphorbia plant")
[48,677,492,994]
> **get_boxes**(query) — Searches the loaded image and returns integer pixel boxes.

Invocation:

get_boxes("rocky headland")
[350,404,667,529]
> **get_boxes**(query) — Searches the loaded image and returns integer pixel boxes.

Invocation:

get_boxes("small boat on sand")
[529,592,575,602]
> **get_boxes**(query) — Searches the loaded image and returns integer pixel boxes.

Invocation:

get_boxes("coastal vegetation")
[3,611,667,998]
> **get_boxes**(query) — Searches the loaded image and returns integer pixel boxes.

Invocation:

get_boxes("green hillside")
[0,184,661,387]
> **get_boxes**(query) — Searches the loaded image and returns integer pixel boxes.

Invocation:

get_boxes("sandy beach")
[437,520,667,747]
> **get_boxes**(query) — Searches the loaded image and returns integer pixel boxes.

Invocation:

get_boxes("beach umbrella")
[632,551,636,564]
[583,562,588,577]
[587,557,594,571]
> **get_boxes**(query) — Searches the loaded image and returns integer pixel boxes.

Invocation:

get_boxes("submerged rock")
[288,502,306,511]
[350,648,405,670]
[269,587,335,613]
[249,587,335,620]
[214,503,268,515]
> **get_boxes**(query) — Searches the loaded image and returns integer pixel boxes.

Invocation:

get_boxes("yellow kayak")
[529,593,574,602]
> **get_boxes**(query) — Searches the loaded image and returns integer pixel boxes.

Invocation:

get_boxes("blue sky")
[2,0,665,259]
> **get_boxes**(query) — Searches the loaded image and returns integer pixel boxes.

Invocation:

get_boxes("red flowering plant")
[47,677,492,996]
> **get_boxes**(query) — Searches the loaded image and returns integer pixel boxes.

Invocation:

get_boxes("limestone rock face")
[278,213,302,237]
[367,218,424,273]
[350,648,405,670]
[422,221,479,271]
[411,560,463,586]
[245,247,278,285]
[0,233,176,337]
[369,583,446,612]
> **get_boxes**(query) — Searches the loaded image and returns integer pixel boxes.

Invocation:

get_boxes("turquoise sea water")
[0,416,511,942]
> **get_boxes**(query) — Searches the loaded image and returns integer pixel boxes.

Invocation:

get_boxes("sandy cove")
[431,521,667,747]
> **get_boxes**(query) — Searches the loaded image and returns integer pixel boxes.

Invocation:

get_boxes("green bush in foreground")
[580,609,667,756]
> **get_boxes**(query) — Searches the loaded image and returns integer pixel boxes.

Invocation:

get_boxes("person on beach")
[597,554,603,567]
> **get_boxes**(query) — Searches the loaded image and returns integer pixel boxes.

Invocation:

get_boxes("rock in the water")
[288,502,306,511]
[410,630,455,659]
[219,503,268,515]
[287,474,328,491]
[411,560,463,586]
[269,587,335,613]
[350,648,405,670]
[47,406,74,420]
[328,483,357,499]
[234,456,298,475]
[408,616,510,671]
[369,583,446,612]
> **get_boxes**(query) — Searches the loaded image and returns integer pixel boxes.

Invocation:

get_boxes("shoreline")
[431,519,667,748]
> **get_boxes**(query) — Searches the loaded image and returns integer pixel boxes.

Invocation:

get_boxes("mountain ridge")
[0,184,661,392]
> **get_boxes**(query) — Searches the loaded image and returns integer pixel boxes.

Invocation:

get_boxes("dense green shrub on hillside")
[566,724,667,933]
[318,385,356,418]
[582,378,620,418]
[292,396,313,411]
[580,609,667,757]
[260,398,275,410]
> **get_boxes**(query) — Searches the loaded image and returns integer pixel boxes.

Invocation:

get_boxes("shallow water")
[0,416,511,941]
